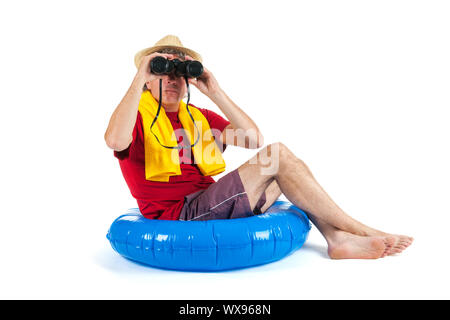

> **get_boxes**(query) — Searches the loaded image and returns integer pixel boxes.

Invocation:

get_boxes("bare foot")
[327,230,396,260]
[366,230,414,256]
[388,235,414,255]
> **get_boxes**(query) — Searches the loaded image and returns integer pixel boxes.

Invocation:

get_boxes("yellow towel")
[138,90,226,182]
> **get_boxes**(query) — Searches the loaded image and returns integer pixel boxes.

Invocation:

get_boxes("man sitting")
[104,35,413,259]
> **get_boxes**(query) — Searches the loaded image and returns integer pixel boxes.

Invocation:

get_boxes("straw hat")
[134,35,203,68]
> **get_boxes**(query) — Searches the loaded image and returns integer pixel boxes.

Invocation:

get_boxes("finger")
[188,78,197,86]
[147,52,173,60]
[198,67,210,78]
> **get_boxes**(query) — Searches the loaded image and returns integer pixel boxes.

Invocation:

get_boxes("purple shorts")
[178,168,267,221]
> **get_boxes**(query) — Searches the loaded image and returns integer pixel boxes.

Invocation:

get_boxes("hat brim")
[134,45,203,69]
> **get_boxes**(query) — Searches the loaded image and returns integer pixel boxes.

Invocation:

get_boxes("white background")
[0,0,449,299]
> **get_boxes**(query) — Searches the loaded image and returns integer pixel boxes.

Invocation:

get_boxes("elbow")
[104,133,132,151]
[256,133,264,148]
[247,132,264,149]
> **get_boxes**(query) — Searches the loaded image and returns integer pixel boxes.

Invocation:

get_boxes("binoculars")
[150,56,204,78]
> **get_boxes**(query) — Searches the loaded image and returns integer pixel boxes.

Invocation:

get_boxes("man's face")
[146,54,188,107]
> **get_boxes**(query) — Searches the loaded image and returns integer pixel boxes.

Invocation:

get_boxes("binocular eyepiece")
[150,56,204,78]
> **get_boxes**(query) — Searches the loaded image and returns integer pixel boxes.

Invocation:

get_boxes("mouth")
[165,89,179,94]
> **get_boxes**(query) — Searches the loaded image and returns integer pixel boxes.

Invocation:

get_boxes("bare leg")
[240,142,377,235]
[238,142,412,259]
[258,179,283,213]
[257,179,395,258]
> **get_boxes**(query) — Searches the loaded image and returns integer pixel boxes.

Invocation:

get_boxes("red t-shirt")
[114,104,230,220]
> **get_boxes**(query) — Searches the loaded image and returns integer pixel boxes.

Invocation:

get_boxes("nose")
[167,72,177,81]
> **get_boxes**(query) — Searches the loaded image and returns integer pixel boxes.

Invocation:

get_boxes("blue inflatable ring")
[106,200,311,271]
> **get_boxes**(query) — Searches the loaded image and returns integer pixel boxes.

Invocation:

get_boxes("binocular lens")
[186,61,203,78]
[150,56,174,74]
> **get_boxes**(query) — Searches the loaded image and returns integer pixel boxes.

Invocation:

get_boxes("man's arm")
[210,90,264,149]
[104,73,145,151]
[104,52,174,151]
[185,61,264,149]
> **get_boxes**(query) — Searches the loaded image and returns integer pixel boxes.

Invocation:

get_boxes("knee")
[265,142,286,158]
[268,142,296,161]
[268,142,306,167]
[253,142,294,175]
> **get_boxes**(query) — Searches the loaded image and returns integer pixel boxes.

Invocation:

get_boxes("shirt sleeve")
[113,111,142,160]
[194,105,231,152]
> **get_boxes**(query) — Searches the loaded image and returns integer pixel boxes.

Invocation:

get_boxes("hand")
[185,56,223,98]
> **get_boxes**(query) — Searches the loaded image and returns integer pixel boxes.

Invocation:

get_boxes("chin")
[163,95,181,103]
